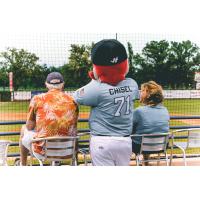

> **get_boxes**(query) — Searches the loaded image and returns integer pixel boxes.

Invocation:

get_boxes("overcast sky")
[0,0,200,66]
[0,32,199,67]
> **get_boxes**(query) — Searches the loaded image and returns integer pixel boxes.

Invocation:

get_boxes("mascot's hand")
[88,71,96,80]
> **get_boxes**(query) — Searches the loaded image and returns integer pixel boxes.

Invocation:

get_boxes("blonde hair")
[141,81,164,106]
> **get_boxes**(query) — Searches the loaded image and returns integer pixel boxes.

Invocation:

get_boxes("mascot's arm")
[73,80,99,107]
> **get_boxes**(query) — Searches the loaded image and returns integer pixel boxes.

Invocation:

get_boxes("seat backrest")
[0,140,11,166]
[188,129,200,148]
[140,133,169,153]
[44,137,76,161]
[32,136,78,163]
[172,128,200,148]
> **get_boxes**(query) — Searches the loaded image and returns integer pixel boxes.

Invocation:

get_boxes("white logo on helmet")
[110,57,118,64]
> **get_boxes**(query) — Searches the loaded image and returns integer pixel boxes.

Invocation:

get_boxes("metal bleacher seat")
[0,140,11,166]
[171,128,200,166]
[30,136,79,166]
[131,133,171,166]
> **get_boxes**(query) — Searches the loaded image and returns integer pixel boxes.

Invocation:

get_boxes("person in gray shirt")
[73,39,139,166]
[132,81,170,165]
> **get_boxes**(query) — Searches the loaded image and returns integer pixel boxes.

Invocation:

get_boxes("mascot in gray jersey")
[73,39,139,166]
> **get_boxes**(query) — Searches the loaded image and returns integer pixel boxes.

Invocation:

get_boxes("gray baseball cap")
[46,72,64,84]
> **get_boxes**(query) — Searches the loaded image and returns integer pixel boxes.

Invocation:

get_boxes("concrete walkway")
[129,156,200,166]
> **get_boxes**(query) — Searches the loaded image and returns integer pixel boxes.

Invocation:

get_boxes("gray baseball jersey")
[73,78,139,136]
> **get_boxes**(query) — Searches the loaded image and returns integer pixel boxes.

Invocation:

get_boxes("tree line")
[0,40,200,91]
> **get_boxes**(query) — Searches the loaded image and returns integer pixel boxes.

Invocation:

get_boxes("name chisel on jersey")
[109,86,132,95]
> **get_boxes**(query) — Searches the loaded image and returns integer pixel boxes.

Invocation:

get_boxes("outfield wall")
[163,90,200,99]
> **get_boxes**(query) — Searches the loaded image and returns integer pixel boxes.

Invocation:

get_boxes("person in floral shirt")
[20,72,79,166]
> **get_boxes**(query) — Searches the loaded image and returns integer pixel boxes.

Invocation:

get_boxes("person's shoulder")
[63,92,75,101]
[157,104,170,118]
[81,80,101,89]
[125,77,135,82]
[134,106,145,113]
[29,92,46,107]
[161,105,170,114]
[133,106,145,120]
[156,104,168,110]
[63,90,74,97]
[32,92,46,101]
[63,91,72,97]
[86,79,100,85]
[125,78,138,86]
[90,79,101,86]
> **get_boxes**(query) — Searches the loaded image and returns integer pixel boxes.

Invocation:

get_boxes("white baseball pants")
[90,135,132,166]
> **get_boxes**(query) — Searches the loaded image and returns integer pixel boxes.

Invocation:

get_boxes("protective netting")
[0,33,200,165]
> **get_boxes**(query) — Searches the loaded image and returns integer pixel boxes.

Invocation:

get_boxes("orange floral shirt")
[27,89,78,154]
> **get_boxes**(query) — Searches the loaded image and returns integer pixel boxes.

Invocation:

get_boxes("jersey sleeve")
[73,80,99,106]
[126,78,139,100]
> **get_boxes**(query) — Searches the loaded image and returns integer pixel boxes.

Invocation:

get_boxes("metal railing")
[0,119,90,158]
[0,116,200,158]
[170,116,200,129]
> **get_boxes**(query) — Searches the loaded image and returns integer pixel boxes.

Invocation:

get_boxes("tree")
[127,42,136,78]
[137,40,171,86]
[169,40,200,88]
[0,48,40,90]
[133,53,156,85]
[66,44,93,87]
[132,40,200,88]
[60,64,75,87]
[0,67,8,89]
[30,64,50,89]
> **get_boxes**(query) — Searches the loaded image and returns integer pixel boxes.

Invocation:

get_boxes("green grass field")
[164,99,200,115]
[1,99,200,165]
[1,99,200,114]
[0,102,29,113]
[1,99,199,137]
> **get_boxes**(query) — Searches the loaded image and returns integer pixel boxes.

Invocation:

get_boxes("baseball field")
[1,98,200,122]
[0,99,200,165]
